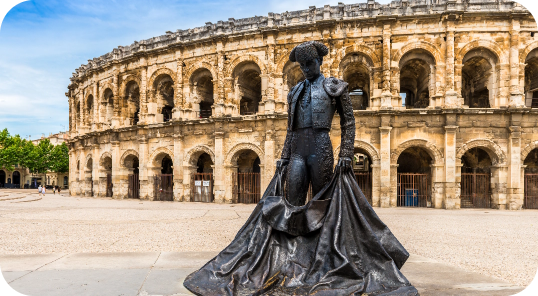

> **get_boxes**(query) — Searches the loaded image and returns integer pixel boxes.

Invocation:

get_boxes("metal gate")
[524,174,538,209]
[233,172,261,204]
[90,177,94,197]
[355,172,372,205]
[106,174,113,197]
[461,173,491,208]
[191,173,213,202]
[128,174,140,199]
[397,173,430,207]
[154,174,174,201]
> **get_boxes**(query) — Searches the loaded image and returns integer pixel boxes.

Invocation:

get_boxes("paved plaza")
[0,189,537,295]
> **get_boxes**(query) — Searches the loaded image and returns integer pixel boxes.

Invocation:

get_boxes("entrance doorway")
[460,148,492,208]
[12,171,20,188]
[191,153,214,202]
[0,170,5,188]
[353,148,373,205]
[397,147,432,207]
[523,148,538,209]
[127,156,140,199]
[232,150,261,204]
[106,174,113,197]
[154,155,174,201]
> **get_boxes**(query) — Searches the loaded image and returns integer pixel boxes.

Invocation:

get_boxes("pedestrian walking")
[58,187,61,194]
[38,185,42,196]
[42,186,46,196]
[53,186,56,195]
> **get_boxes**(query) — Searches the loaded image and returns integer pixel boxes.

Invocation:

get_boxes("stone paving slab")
[0,252,523,296]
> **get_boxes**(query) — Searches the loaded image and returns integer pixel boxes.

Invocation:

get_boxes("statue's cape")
[183,167,419,296]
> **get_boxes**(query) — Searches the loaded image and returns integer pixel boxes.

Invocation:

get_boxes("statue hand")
[337,157,353,171]
[276,159,289,171]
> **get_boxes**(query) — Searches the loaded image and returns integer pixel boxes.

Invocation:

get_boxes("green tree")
[51,142,69,173]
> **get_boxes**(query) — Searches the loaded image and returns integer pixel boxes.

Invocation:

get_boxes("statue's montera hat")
[289,41,329,63]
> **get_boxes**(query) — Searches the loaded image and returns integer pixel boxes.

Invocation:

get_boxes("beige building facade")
[68,0,538,209]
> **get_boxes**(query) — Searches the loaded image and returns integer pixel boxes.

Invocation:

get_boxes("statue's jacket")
[281,74,356,160]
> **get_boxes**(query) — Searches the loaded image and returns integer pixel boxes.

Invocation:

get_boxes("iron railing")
[233,172,261,204]
[355,172,372,205]
[128,174,140,199]
[524,174,538,209]
[106,173,113,197]
[154,174,174,201]
[397,173,430,207]
[461,173,491,208]
[191,173,213,202]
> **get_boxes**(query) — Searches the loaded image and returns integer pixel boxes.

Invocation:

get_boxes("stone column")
[381,23,393,109]
[92,83,98,131]
[491,165,508,209]
[507,126,523,209]
[92,143,99,197]
[379,124,392,207]
[139,60,148,124]
[371,161,381,207]
[264,120,275,191]
[111,72,121,128]
[79,92,86,134]
[111,140,121,199]
[173,133,184,201]
[444,125,459,209]
[174,54,184,119]
[509,19,524,108]
[445,18,459,108]
[214,131,226,203]
[138,136,148,199]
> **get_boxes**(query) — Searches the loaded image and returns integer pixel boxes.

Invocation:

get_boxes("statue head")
[289,41,329,80]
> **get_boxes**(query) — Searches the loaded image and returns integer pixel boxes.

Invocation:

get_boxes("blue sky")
[0,0,535,139]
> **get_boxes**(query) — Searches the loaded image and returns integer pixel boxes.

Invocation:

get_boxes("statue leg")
[309,131,334,197]
[286,154,310,206]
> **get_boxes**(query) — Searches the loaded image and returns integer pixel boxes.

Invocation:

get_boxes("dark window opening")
[200,102,212,118]
[162,106,173,122]
[161,156,173,175]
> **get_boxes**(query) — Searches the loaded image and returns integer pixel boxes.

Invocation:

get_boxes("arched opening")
[399,49,435,109]
[102,156,113,197]
[191,152,214,202]
[85,158,93,196]
[233,149,261,203]
[190,69,214,118]
[123,81,140,126]
[86,95,94,126]
[234,62,262,115]
[341,53,372,110]
[12,171,21,188]
[153,74,174,122]
[353,147,373,204]
[0,170,5,188]
[397,147,432,207]
[103,88,114,122]
[462,48,498,108]
[124,155,140,199]
[524,148,538,209]
[524,48,538,107]
[153,153,173,201]
[460,148,492,208]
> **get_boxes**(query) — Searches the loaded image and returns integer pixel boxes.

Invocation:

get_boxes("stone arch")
[120,149,139,168]
[147,67,176,89]
[119,75,142,98]
[149,146,174,167]
[333,45,379,72]
[184,61,218,84]
[520,40,538,64]
[275,50,293,75]
[85,153,94,170]
[456,39,505,65]
[99,81,114,100]
[225,54,266,78]
[522,141,538,162]
[184,145,215,166]
[391,139,444,165]
[225,143,264,166]
[333,140,380,163]
[456,139,506,166]
[99,151,113,169]
[393,41,443,65]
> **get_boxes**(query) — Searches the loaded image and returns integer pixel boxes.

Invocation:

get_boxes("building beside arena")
[67,0,538,210]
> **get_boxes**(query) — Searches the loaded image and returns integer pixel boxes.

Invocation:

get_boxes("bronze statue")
[184,41,419,296]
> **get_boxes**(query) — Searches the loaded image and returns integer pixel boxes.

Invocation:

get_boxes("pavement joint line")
[137,251,162,295]
[0,196,27,202]
[11,197,42,203]
[8,253,69,284]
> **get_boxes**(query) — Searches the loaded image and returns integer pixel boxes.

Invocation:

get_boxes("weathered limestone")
[67,1,538,209]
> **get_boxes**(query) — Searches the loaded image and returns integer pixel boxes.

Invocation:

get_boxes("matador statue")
[184,41,419,296]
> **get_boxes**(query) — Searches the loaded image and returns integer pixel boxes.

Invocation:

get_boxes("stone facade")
[67,0,538,209]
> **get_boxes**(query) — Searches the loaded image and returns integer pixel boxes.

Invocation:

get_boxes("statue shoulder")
[322,76,349,97]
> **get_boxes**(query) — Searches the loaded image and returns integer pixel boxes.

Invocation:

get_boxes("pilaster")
[381,23,393,109]
[214,130,226,203]
[507,125,523,209]
[379,123,392,207]
[509,19,524,107]
[444,125,459,209]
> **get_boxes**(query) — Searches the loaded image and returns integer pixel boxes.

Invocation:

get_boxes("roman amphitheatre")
[67,0,538,211]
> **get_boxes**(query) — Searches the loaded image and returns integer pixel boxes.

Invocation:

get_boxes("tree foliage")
[0,128,69,174]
